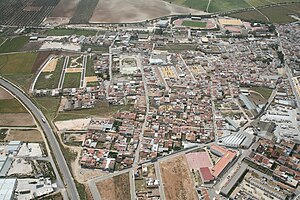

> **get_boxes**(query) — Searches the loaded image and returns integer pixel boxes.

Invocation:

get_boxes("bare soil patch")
[160,155,198,200]
[23,6,42,12]
[5,129,43,142]
[0,87,13,100]
[43,58,58,72]
[85,76,98,82]
[96,172,131,200]
[66,68,82,73]
[90,0,205,23]
[55,118,91,131]
[20,41,43,52]
[0,113,35,127]
[32,51,60,73]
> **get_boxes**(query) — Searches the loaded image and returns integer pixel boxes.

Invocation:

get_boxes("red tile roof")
[212,150,237,178]
[199,167,214,182]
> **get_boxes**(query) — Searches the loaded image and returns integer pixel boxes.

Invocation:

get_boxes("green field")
[0,52,38,92]
[209,0,250,12]
[63,73,81,88]
[259,3,300,24]
[249,86,273,99]
[34,97,60,120]
[85,56,95,76]
[35,57,65,89]
[0,99,27,113]
[229,3,300,23]
[70,0,99,24]
[0,52,37,74]
[55,101,133,121]
[229,10,267,22]
[0,36,29,53]
[46,28,97,36]
[182,20,207,27]
[0,38,5,45]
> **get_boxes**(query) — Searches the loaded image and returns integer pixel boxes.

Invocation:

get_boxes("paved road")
[154,162,166,200]
[58,56,69,89]
[0,78,80,200]
[80,55,87,88]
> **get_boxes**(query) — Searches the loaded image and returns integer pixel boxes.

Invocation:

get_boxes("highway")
[0,78,80,200]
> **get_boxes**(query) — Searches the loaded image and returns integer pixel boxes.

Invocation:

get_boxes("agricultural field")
[0,52,38,92]
[208,0,250,12]
[35,57,65,89]
[0,87,12,100]
[167,0,209,10]
[0,52,37,74]
[0,87,27,113]
[258,3,300,24]
[0,87,35,126]
[63,73,81,88]
[4,129,43,142]
[69,0,99,23]
[49,0,79,19]
[165,0,300,13]
[0,0,59,26]
[0,38,4,45]
[89,0,203,23]
[160,155,198,200]
[96,172,131,200]
[46,28,97,36]
[0,113,35,127]
[229,10,267,23]
[182,20,207,27]
[0,99,28,113]
[0,36,29,53]
[229,3,300,23]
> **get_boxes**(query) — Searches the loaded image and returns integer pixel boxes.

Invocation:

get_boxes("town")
[0,4,300,200]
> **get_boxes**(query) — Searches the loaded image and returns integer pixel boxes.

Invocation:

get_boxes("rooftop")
[0,178,16,200]
[212,150,237,178]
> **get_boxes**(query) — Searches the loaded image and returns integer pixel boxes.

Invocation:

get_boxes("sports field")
[182,20,207,27]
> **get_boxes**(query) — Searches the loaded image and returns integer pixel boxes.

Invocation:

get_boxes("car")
[42,118,46,123]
